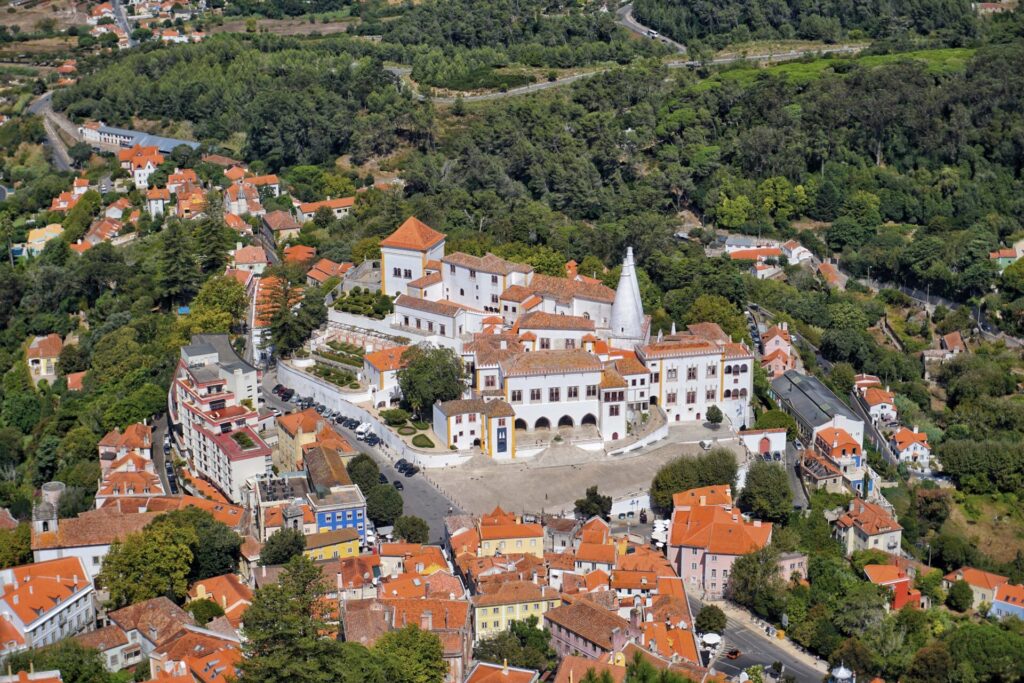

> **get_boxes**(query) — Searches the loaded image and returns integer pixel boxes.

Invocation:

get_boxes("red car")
[725,649,741,660]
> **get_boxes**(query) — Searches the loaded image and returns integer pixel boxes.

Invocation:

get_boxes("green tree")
[99,522,197,608]
[396,344,466,417]
[738,461,793,523]
[375,625,448,683]
[904,643,955,683]
[694,605,726,634]
[945,579,974,612]
[473,616,557,673]
[649,449,737,515]
[706,405,723,426]
[829,362,856,397]
[151,507,241,581]
[192,275,249,321]
[0,523,32,569]
[366,484,404,527]
[726,546,787,620]
[683,294,746,340]
[156,220,199,306]
[241,555,345,683]
[7,641,114,683]
[260,528,307,566]
[346,454,380,495]
[187,597,226,625]
[754,409,798,441]
[67,142,93,168]
[393,515,430,544]
[574,485,612,520]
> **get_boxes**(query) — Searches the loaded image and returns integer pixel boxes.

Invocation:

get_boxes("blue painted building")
[307,485,368,541]
[992,583,1024,621]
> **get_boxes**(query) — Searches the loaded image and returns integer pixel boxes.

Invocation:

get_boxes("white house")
[781,239,813,264]
[833,499,902,557]
[363,346,409,409]
[380,217,446,297]
[863,386,897,423]
[0,556,95,657]
[890,426,930,465]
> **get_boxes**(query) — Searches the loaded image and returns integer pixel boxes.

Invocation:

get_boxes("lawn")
[691,47,976,92]
[941,493,1024,564]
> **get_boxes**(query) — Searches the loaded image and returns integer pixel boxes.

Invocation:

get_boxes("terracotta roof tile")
[379,217,445,252]
[500,350,603,377]
[544,601,629,650]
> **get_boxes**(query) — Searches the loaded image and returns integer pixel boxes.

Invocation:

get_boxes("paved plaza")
[427,423,747,515]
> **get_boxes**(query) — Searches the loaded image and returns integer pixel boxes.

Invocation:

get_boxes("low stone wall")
[277,362,471,469]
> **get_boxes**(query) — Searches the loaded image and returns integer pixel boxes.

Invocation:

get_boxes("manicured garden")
[318,339,365,367]
[333,287,394,319]
[310,362,356,388]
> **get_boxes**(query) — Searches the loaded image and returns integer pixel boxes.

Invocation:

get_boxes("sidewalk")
[712,600,829,675]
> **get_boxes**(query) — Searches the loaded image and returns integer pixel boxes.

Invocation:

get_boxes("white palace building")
[369,217,754,459]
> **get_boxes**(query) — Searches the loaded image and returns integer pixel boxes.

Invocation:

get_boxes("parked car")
[272,384,283,394]
[725,649,741,660]
[395,459,409,469]
[378,473,388,484]
[404,466,420,477]
[699,440,713,450]
[392,480,404,491]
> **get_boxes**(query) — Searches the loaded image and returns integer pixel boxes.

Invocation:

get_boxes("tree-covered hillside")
[51,34,430,168]
[633,0,977,48]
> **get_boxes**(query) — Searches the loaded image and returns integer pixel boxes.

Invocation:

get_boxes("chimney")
[913,425,919,433]
[236,242,242,251]
[630,607,641,630]
[753,520,762,527]
[420,610,433,631]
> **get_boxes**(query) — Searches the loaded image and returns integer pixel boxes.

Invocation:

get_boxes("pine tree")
[156,220,199,306]
[193,216,232,275]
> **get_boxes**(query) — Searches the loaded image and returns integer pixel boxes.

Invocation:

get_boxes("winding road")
[27,92,74,172]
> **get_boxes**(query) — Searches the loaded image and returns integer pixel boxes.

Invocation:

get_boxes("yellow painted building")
[303,528,360,561]
[478,523,544,559]
[276,408,321,472]
[471,581,561,641]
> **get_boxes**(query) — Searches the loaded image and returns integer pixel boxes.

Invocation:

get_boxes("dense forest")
[633,0,978,48]
[51,35,431,167]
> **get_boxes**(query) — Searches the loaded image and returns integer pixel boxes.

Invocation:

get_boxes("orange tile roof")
[672,485,732,509]
[500,285,533,302]
[74,624,128,651]
[479,523,543,541]
[108,596,193,647]
[339,554,381,591]
[364,345,410,373]
[836,500,901,536]
[65,370,86,392]
[864,387,895,407]
[403,546,449,575]
[188,574,252,627]
[466,662,538,683]
[283,245,317,264]
[472,579,556,607]
[297,196,354,214]
[815,427,859,454]
[818,262,843,285]
[380,542,424,557]
[233,245,268,265]
[554,656,626,683]
[643,621,699,664]
[728,247,781,261]
[576,542,616,565]
[527,273,615,305]
[263,503,314,529]
[892,427,930,452]
[442,251,532,275]
[32,507,159,550]
[98,470,163,497]
[2,557,91,625]
[379,217,445,252]
[544,601,629,651]
[669,506,772,555]
[277,408,320,436]
[27,333,62,359]
[863,564,908,585]
[450,528,481,556]
[500,349,603,378]
[584,569,610,592]
[994,582,1024,606]
[943,567,1008,591]
[380,569,463,599]
[382,597,470,632]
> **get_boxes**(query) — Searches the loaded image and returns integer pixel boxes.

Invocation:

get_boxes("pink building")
[667,500,772,599]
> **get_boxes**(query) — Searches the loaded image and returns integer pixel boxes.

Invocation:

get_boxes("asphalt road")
[689,596,824,682]
[150,415,177,495]
[28,92,73,172]
[260,369,459,544]
[615,3,686,53]
[111,0,136,47]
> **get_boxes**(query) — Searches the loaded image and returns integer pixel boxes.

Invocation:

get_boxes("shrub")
[412,434,434,448]
[380,408,410,426]
[412,420,429,430]
[397,426,416,435]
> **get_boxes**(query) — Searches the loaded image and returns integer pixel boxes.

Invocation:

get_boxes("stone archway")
[535,417,551,430]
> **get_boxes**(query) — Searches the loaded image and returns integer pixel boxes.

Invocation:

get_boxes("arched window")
[725,365,733,375]
[724,390,732,398]
[740,364,748,373]
[739,388,748,399]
